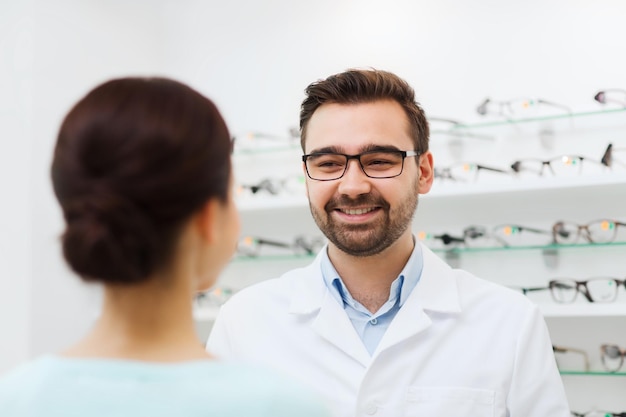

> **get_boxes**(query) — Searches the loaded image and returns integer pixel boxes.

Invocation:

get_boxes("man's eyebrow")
[306,144,402,155]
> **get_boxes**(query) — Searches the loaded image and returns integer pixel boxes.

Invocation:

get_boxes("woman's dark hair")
[299,68,430,154]
[51,77,232,285]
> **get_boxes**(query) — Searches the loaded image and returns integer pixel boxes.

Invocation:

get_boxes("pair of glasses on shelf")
[435,145,612,183]
[520,277,626,303]
[419,219,626,250]
[510,153,609,178]
[572,411,626,417]
[553,219,626,245]
[418,224,551,249]
[232,128,299,151]
[418,225,541,249]
[237,175,305,197]
[594,88,626,107]
[237,235,326,257]
[601,344,626,373]
[476,97,573,118]
[434,163,511,182]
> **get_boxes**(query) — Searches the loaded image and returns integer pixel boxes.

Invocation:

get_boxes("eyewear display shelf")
[194,107,626,412]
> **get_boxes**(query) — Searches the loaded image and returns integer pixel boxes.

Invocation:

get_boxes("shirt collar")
[321,238,424,308]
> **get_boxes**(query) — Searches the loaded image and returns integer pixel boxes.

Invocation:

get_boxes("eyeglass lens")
[601,344,625,373]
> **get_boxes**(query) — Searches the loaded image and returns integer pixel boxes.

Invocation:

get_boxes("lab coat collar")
[288,243,461,316]
[287,243,462,365]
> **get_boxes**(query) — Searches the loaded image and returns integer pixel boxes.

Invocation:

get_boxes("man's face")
[303,99,433,257]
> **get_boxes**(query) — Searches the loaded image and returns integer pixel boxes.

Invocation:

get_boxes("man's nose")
[337,159,372,196]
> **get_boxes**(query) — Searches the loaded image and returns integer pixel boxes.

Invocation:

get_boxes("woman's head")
[52,77,237,286]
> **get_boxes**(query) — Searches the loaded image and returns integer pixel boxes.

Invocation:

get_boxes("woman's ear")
[194,199,220,245]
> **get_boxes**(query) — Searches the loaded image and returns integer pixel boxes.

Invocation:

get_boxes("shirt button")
[369,318,378,325]
[365,403,378,415]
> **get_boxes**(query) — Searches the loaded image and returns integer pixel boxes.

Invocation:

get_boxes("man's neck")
[328,233,415,313]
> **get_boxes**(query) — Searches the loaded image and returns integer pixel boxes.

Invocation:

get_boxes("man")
[207,69,570,417]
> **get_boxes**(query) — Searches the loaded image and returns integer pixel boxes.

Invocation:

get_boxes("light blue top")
[321,239,424,355]
[0,355,330,417]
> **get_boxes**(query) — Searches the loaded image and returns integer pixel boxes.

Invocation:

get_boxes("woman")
[0,77,329,416]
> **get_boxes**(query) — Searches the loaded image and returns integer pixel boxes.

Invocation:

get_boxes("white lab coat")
[208,243,570,417]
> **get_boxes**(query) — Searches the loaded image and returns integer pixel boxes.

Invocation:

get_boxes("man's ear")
[417,151,435,194]
[194,199,220,245]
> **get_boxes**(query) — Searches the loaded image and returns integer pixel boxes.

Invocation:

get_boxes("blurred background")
[1,0,625,374]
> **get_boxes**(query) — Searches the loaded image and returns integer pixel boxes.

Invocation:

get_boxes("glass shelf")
[560,370,626,377]
[435,107,626,132]
[429,240,626,254]
[228,241,626,263]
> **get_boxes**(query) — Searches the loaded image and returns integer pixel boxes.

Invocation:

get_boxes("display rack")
[197,106,626,411]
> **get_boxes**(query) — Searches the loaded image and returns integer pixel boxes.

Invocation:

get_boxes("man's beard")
[309,181,419,257]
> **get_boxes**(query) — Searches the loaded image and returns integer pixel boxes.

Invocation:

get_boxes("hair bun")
[61,194,159,284]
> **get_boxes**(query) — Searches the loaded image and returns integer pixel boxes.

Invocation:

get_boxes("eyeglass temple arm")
[517,225,552,235]
[536,99,573,114]
[255,238,294,249]
[434,233,466,245]
[552,345,590,372]
[476,164,511,174]
[520,286,550,295]
[292,236,324,255]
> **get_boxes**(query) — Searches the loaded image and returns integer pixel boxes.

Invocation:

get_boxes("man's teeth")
[342,208,375,215]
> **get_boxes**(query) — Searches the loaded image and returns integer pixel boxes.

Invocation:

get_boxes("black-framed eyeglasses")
[302,150,419,181]
[552,219,626,244]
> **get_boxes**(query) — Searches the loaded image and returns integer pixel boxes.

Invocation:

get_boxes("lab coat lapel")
[312,292,371,367]
[288,251,371,367]
[373,244,462,356]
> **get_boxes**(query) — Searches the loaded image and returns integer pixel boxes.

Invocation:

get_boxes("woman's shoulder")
[0,357,330,417]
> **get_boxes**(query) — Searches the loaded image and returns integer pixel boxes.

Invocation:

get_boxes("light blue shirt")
[0,355,330,417]
[321,239,424,355]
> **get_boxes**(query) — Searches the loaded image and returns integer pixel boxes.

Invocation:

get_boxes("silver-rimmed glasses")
[552,219,626,244]
[476,97,572,118]
[511,155,608,177]
[434,163,511,182]
[302,149,418,181]
[601,344,626,373]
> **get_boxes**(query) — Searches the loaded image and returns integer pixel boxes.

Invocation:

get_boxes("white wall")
[0,0,34,373]
[2,0,625,373]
